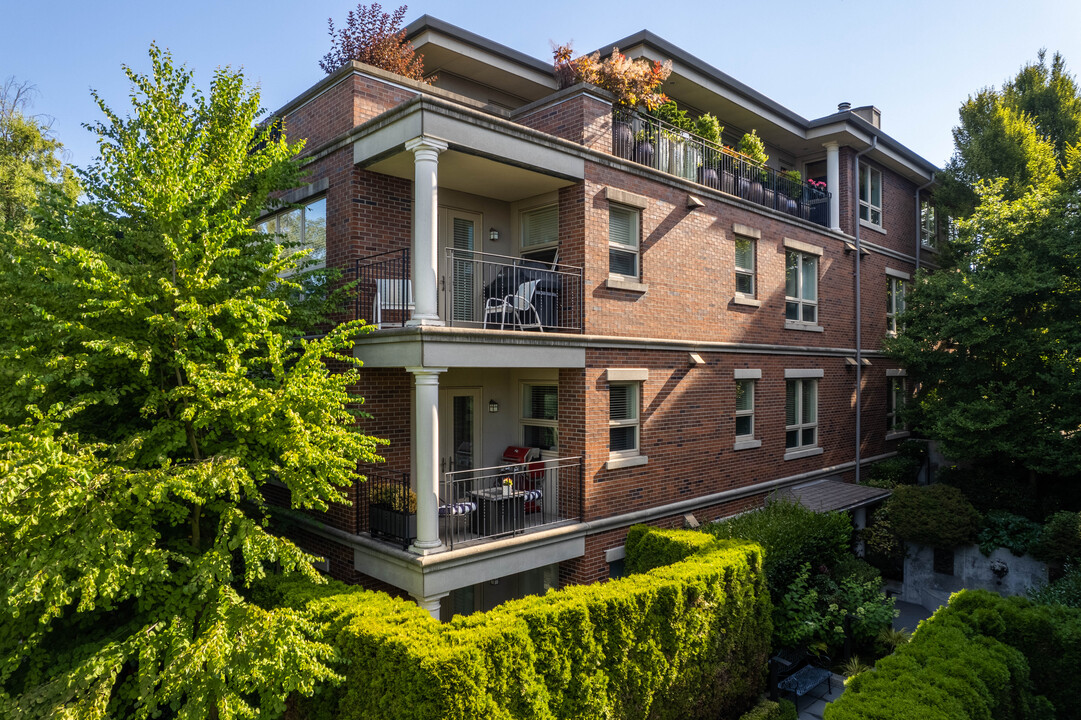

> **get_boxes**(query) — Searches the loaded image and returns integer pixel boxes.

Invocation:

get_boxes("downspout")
[853,136,877,486]
[914,173,936,271]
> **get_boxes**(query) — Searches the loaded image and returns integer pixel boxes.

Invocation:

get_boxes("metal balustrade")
[353,248,412,328]
[613,108,832,228]
[444,248,583,332]
[440,456,582,549]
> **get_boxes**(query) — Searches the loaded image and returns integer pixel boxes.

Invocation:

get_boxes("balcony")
[358,457,583,551]
[612,109,831,228]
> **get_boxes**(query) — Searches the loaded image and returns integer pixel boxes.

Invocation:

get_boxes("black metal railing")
[444,248,583,332]
[354,248,411,327]
[357,468,415,550]
[440,456,582,549]
[612,108,831,228]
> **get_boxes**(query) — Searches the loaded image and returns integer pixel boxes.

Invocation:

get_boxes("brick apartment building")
[263,16,940,620]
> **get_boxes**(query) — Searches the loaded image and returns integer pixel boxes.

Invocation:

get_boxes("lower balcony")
[352,248,583,333]
[358,456,583,552]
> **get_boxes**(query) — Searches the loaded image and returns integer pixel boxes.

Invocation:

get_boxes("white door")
[439,388,483,478]
[438,209,481,323]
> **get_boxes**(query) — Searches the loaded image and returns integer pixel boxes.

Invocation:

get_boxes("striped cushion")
[439,502,477,517]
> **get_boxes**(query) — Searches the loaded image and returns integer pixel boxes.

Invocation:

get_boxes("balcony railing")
[357,467,415,550]
[440,456,582,549]
[613,109,831,228]
[444,249,583,333]
[354,248,411,328]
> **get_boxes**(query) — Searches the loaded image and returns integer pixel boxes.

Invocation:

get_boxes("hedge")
[257,540,772,720]
[624,524,716,573]
[738,698,797,720]
[825,589,1081,720]
[887,484,982,548]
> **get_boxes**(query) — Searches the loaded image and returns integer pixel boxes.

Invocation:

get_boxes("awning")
[776,479,891,513]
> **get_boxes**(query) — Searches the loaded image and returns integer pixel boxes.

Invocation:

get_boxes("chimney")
[838,102,851,112]
[852,105,882,129]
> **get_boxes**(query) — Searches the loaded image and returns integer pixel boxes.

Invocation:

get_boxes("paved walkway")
[794,602,934,719]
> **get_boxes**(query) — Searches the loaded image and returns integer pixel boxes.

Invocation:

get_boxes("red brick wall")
[283,71,418,152]
[516,91,614,152]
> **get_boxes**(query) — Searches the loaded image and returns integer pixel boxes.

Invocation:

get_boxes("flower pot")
[697,166,719,189]
[748,180,764,205]
[613,120,633,159]
[763,187,775,209]
[369,505,417,545]
[784,196,799,215]
[502,485,512,497]
[662,135,684,176]
[721,169,736,195]
[634,140,654,167]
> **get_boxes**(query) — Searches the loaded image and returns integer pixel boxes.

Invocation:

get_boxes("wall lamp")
[489,227,500,241]
[488,399,499,413]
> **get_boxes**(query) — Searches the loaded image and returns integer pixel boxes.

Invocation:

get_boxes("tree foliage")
[0,45,384,719]
[0,77,79,230]
[319,3,429,82]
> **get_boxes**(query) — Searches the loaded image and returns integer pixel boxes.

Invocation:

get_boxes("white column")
[411,592,449,620]
[405,136,449,326]
[824,141,841,232]
[407,366,447,554]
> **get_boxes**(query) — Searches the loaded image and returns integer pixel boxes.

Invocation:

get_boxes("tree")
[0,77,79,229]
[319,3,429,82]
[0,45,384,719]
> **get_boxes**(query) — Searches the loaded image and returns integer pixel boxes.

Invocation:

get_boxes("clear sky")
[5,0,1081,173]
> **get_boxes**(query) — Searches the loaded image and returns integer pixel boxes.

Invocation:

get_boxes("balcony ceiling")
[366,149,574,203]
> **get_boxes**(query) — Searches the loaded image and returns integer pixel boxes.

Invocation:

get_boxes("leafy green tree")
[0,45,384,719]
[0,77,79,229]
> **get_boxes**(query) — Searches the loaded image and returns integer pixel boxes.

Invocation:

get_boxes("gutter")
[853,136,878,485]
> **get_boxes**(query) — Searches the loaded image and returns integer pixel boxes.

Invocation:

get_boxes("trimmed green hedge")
[739,698,797,720]
[259,540,771,720]
[825,589,1081,720]
[624,524,716,573]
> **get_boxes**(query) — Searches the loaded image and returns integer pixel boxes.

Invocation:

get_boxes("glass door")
[438,209,481,323]
[439,388,482,476]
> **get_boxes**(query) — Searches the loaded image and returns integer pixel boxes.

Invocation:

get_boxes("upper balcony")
[611,108,832,228]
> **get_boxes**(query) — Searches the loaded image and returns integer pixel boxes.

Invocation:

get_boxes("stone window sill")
[606,275,647,293]
[606,454,648,470]
[785,321,824,333]
[784,446,824,461]
[733,295,761,308]
[860,219,887,235]
[734,438,762,451]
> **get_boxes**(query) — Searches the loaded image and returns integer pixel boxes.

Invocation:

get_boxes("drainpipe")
[914,173,935,271]
[853,135,877,486]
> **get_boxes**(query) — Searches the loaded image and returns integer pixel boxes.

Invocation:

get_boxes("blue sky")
[5,0,1081,172]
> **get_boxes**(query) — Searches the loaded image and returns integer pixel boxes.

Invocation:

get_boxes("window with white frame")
[920,201,936,248]
[735,235,755,296]
[785,250,818,323]
[859,164,882,227]
[887,276,906,334]
[521,383,558,453]
[608,204,640,279]
[520,205,559,263]
[735,379,755,438]
[257,197,327,274]
[887,376,907,432]
[785,378,818,450]
[609,382,640,457]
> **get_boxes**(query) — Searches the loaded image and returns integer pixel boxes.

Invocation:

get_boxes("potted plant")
[781,169,802,215]
[501,477,514,497]
[653,101,692,176]
[738,130,769,205]
[633,127,655,166]
[694,113,723,188]
[369,484,418,543]
[613,108,634,159]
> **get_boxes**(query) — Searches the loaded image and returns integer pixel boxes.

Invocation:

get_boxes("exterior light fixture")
[488,399,499,413]
[489,227,500,241]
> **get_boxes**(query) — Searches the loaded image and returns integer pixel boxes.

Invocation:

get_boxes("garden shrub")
[706,499,851,594]
[1029,562,1081,608]
[863,456,919,489]
[738,697,796,720]
[977,510,1042,557]
[1030,510,1081,564]
[825,589,1081,720]
[624,524,716,573]
[860,505,905,581]
[258,540,772,720]
[938,463,1041,519]
[887,484,981,547]
[773,564,894,653]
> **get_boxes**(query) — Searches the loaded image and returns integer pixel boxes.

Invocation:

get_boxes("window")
[735,379,754,438]
[609,204,640,279]
[521,383,558,453]
[859,165,882,227]
[887,276,906,334]
[257,197,327,275]
[609,382,639,458]
[887,377,907,432]
[785,250,818,324]
[785,379,818,450]
[920,201,936,248]
[521,205,558,263]
[735,236,755,296]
